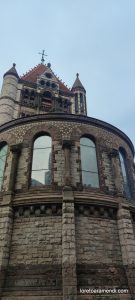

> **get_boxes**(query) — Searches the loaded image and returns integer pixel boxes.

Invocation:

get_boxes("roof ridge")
[51,69,71,91]
[21,63,44,78]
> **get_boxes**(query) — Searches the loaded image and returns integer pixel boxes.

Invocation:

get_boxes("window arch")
[119,148,131,198]
[80,137,99,188]
[0,144,8,191]
[31,135,52,186]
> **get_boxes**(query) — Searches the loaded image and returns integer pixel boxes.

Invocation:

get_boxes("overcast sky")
[0,0,135,149]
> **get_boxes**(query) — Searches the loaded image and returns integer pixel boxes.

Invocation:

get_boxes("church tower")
[0,58,135,300]
[0,64,19,125]
[71,73,87,115]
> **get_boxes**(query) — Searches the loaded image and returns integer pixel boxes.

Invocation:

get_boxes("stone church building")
[0,60,135,300]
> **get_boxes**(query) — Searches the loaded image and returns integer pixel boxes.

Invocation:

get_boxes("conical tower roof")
[4,63,19,79]
[72,73,86,92]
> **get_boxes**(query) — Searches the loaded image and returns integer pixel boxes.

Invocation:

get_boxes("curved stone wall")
[0,114,135,300]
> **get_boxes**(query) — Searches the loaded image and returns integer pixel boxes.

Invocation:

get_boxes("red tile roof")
[21,64,70,93]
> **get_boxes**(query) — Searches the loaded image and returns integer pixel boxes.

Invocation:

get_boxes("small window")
[80,137,99,188]
[75,93,78,112]
[42,91,52,99]
[31,135,52,186]
[119,149,131,198]
[0,144,8,191]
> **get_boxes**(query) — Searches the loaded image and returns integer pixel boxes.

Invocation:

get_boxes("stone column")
[62,140,72,187]
[117,204,135,295]
[110,149,123,195]
[0,206,13,296]
[8,143,22,192]
[62,189,77,300]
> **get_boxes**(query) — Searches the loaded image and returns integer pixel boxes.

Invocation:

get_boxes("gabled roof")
[4,63,19,79]
[21,64,70,93]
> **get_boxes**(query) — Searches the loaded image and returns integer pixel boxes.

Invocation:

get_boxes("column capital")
[62,139,72,149]
[10,143,22,155]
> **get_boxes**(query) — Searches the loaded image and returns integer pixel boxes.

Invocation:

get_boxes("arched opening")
[80,137,99,188]
[31,135,52,186]
[0,143,8,191]
[119,148,131,198]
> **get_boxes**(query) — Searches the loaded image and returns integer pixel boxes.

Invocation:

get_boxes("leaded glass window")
[31,135,52,186]
[80,137,99,188]
[119,150,131,198]
[0,144,8,191]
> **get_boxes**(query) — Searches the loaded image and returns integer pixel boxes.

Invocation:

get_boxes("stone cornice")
[0,113,134,156]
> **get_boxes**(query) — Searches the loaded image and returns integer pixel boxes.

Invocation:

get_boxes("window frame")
[80,135,99,189]
[30,133,53,188]
[0,142,8,192]
[119,147,132,199]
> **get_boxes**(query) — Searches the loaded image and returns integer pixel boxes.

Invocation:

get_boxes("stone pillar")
[8,143,22,192]
[62,140,72,187]
[62,189,77,300]
[117,204,135,295]
[110,149,123,195]
[0,205,13,296]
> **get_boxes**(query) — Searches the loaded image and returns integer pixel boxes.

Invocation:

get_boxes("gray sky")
[0,0,135,149]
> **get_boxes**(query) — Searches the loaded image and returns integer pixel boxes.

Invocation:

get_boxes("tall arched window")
[31,135,52,186]
[119,149,131,198]
[0,144,8,191]
[80,137,99,188]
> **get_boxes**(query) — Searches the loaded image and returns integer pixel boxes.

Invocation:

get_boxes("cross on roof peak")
[38,50,48,64]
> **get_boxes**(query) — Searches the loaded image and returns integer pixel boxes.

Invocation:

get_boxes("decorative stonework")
[14,203,62,218]
[75,204,117,219]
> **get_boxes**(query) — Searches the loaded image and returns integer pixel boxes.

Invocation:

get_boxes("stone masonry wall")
[0,206,13,294]
[0,118,134,196]
[101,151,115,193]
[9,214,62,266]
[76,216,122,265]
[75,213,129,293]
[4,210,62,295]
[15,145,29,190]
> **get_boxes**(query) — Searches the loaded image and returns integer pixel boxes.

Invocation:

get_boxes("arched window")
[80,137,99,188]
[31,135,52,186]
[119,149,131,198]
[0,144,8,191]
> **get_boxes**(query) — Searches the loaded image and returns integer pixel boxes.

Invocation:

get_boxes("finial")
[38,50,48,64]
[13,63,16,67]
[76,73,79,78]
[47,62,51,68]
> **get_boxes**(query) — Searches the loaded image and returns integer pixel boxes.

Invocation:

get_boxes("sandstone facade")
[0,63,135,300]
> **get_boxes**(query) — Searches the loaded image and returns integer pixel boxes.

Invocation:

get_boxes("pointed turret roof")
[21,63,71,94]
[4,63,19,79]
[72,73,86,92]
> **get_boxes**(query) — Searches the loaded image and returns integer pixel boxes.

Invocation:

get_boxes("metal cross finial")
[38,50,48,64]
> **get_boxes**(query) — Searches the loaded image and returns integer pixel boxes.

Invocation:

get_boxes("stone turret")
[72,73,87,116]
[0,63,19,125]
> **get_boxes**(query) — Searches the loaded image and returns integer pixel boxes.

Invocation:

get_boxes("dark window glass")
[80,93,84,112]
[119,151,131,198]
[0,144,8,191]
[31,136,52,186]
[75,93,78,112]
[80,137,99,188]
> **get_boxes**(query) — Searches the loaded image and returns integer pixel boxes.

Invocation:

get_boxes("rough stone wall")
[53,141,64,187]
[0,118,134,195]
[9,214,62,266]
[76,216,122,265]
[75,211,129,293]
[0,206,13,293]
[101,150,115,193]
[2,150,12,192]
[15,146,29,190]
[71,142,80,187]
[3,208,62,296]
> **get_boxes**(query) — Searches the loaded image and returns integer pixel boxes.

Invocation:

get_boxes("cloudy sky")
[0,0,135,149]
